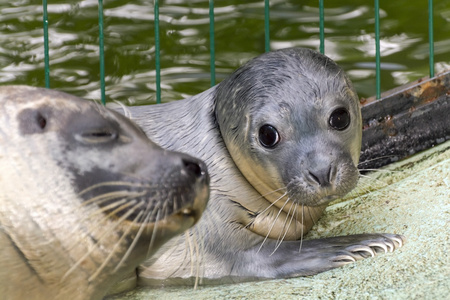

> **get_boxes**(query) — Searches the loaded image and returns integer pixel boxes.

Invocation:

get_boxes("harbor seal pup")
[0,86,209,299]
[120,47,405,284]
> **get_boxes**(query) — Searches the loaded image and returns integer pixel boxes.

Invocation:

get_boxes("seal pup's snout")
[303,150,337,188]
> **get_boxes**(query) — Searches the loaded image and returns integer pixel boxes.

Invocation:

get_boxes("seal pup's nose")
[307,166,332,187]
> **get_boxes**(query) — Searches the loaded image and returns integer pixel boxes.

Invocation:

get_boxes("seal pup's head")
[0,86,209,299]
[215,47,361,240]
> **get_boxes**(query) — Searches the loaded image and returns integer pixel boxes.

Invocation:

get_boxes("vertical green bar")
[319,0,324,54]
[209,0,215,86]
[154,0,161,104]
[374,0,381,100]
[98,0,106,105]
[428,0,435,78]
[43,0,50,88]
[264,0,270,52]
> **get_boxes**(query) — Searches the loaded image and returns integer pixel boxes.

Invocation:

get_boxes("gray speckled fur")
[123,48,404,284]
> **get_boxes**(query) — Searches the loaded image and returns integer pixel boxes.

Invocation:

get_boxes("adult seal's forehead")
[0,84,87,109]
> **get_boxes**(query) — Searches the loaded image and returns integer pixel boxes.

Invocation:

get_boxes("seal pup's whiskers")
[65,192,136,244]
[78,190,145,209]
[357,155,399,167]
[359,168,402,174]
[299,203,305,253]
[356,173,391,193]
[270,198,298,255]
[244,187,288,229]
[256,191,290,253]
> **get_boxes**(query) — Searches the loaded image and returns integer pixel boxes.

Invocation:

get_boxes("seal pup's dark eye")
[329,108,350,131]
[259,124,280,148]
[77,129,118,144]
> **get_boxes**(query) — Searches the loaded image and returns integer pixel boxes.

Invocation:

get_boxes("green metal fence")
[42,0,436,105]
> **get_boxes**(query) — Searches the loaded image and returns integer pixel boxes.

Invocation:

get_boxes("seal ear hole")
[258,124,280,148]
[329,108,350,131]
[36,113,47,130]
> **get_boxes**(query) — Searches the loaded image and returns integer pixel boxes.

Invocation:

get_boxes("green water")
[0,0,449,104]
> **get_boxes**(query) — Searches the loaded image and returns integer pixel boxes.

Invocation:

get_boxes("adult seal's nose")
[182,157,207,179]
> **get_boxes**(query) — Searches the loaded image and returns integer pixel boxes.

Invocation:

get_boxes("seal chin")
[318,194,341,204]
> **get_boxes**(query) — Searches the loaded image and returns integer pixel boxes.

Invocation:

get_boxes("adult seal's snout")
[182,156,207,179]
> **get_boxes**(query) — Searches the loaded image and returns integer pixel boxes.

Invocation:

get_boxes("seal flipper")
[231,234,405,278]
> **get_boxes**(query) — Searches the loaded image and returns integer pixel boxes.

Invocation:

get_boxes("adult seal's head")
[214,48,361,239]
[0,86,209,299]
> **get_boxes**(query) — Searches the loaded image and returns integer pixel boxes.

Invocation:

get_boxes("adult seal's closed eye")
[0,86,209,299]
[121,47,405,284]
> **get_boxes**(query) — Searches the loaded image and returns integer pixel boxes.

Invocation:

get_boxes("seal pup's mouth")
[242,161,359,243]
[320,194,340,202]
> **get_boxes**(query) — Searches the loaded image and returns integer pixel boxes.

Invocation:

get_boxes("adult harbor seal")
[121,47,405,284]
[0,86,209,299]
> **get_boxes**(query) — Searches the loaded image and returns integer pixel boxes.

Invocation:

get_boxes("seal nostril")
[327,166,333,183]
[308,171,321,185]
[309,167,333,187]
[183,159,203,178]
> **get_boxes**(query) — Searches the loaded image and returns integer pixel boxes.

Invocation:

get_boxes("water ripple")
[0,0,449,104]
